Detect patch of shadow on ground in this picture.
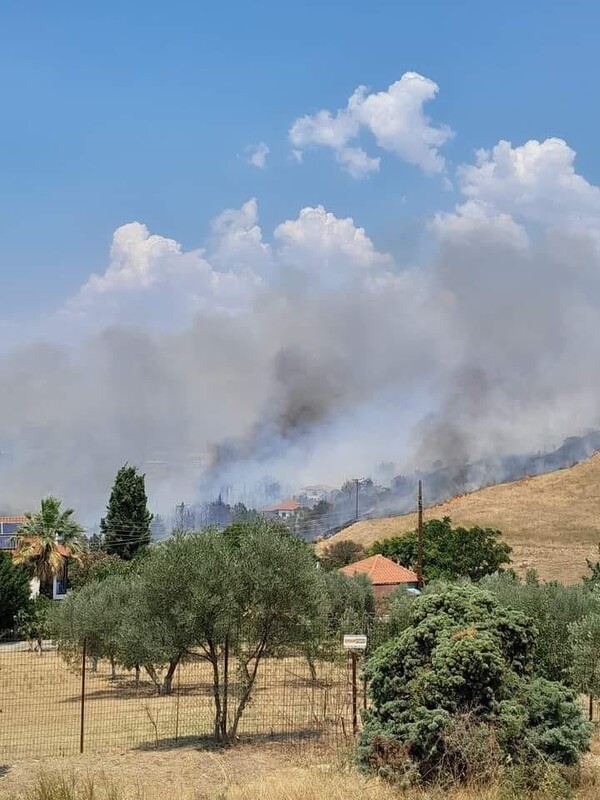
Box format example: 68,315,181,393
133,728,327,753
134,735,219,752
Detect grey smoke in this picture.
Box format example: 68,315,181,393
1,215,600,524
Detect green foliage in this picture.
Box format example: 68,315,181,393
320,571,375,627
0,550,31,632
369,516,511,582
51,576,135,671
319,540,365,570
358,584,591,788
68,548,131,589
569,612,600,706
101,464,153,560
15,496,84,588
483,571,599,683
15,596,52,646
584,544,600,586
368,587,416,651
54,519,324,742
299,571,375,679
510,678,591,766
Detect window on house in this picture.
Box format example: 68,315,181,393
54,561,69,597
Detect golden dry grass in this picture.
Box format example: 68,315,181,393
1,749,599,800
317,453,600,583
0,648,355,762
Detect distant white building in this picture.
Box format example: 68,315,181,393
299,485,335,503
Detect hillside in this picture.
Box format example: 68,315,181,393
318,452,600,583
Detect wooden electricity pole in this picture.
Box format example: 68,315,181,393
417,480,424,589
355,478,360,520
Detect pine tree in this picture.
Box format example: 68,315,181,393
101,464,153,560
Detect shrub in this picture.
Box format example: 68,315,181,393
15,596,52,649
358,584,591,790
0,550,31,632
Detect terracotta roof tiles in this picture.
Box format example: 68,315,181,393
264,500,303,512
340,554,418,585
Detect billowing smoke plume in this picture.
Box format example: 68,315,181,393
2,93,600,521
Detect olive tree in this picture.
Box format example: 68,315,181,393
50,519,325,744
220,520,323,741
51,575,135,676
482,570,600,683
570,613,600,720
301,570,375,682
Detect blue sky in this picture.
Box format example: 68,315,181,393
4,0,600,513
2,0,600,316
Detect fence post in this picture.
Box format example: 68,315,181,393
175,662,181,744
351,652,358,736
79,639,87,754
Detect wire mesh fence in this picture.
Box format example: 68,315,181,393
0,635,366,761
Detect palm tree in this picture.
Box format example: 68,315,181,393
14,497,84,594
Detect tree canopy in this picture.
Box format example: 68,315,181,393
0,551,31,632
483,570,600,684
369,517,511,582
52,518,324,743
319,539,365,570
101,464,152,560
570,613,600,720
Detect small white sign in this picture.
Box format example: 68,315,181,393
343,634,367,651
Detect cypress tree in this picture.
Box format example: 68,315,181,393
101,464,153,560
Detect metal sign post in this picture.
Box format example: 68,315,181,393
343,635,368,735
79,638,87,754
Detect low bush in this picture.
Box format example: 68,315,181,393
358,584,591,792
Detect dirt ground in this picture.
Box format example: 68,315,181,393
0,647,355,763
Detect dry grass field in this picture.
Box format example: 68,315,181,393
319,453,600,583
0,647,354,763
1,744,600,800
1,651,600,799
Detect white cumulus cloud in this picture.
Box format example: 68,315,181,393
436,138,600,242
289,72,452,178
62,206,265,326
245,141,270,169
60,200,396,327
274,205,392,274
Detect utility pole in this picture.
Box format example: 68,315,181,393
355,478,360,520
417,480,424,589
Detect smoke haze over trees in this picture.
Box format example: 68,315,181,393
2,81,600,520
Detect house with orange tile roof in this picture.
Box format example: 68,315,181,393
263,499,304,520
0,516,70,600
340,554,419,603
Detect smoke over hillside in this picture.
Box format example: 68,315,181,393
2,87,600,521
